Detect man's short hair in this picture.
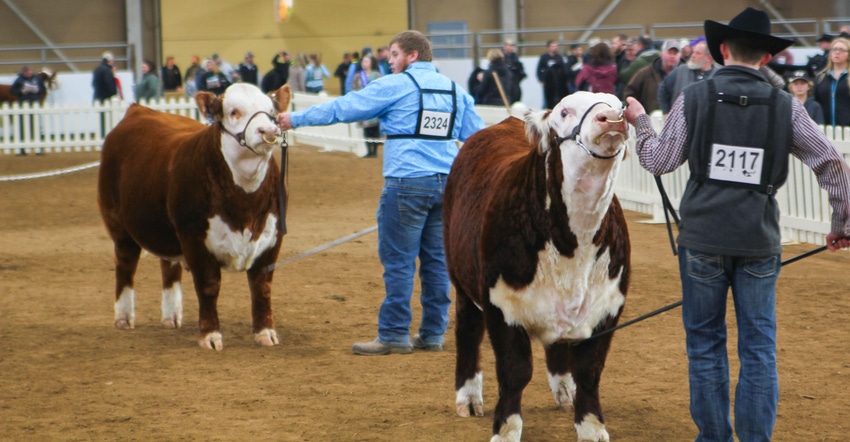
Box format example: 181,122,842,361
390,30,433,62
724,38,768,64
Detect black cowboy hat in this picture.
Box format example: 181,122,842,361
704,7,794,66
816,33,834,43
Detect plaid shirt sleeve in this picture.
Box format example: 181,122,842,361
788,99,850,235
634,94,689,175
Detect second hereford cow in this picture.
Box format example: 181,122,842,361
444,92,631,441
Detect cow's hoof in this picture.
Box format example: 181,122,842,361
114,318,134,330
456,372,484,417
199,332,223,351
490,414,522,442
456,399,484,417
576,415,608,442
161,315,182,329
254,329,279,346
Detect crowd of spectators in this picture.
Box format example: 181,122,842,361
78,23,850,131
522,24,850,128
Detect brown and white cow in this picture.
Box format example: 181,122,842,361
98,83,291,350
444,92,631,441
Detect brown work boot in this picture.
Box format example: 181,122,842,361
412,334,444,352
351,339,412,355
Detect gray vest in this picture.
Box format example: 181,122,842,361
678,65,792,256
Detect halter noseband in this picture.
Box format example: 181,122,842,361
551,101,626,160
219,111,280,155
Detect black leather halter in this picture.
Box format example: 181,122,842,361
219,111,279,155
550,101,625,160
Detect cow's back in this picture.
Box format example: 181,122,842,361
98,105,208,257
445,117,537,301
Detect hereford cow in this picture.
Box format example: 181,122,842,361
0,69,58,104
98,83,291,351
444,91,630,441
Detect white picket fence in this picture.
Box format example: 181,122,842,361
2,94,849,245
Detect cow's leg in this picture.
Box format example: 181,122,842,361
188,257,223,350
566,335,615,442
246,261,278,347
545,342,576,411
112,236,141,330
487,305,532,442
159,259,183,329
454,291,485,417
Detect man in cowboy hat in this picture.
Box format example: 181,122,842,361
624,8,850,441
806,33,834,76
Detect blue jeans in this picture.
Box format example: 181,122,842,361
679,246,781,442
375,175,451,347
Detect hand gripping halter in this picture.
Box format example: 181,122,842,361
550,101,626,160
219,111,280,155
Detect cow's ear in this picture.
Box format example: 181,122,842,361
524,109,551,154
270,84,291,113
194,91,223,121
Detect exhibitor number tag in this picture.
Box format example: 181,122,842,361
419,110,451,137
708,143,764,185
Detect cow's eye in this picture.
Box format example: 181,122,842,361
230,109,238,116
561,109,568,118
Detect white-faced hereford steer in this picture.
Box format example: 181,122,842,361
98,83,291,350
444,91,631,441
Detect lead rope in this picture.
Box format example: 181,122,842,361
278,132,288,236
655,175,681,256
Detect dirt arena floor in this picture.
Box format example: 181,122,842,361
1,145,848,441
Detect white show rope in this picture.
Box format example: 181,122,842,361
0,161,101,182
264,225,378,273
288,128,385,145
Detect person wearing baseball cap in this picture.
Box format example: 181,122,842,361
625,8,850,440
786,70,824,123
238,51,258,86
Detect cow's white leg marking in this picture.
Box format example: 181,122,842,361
490,414,522,442
199,332,223,351
114,286,135,329
575,413,609,442
548,371,576,410
254,328,279,346
161,282,183,329
455,371,484,417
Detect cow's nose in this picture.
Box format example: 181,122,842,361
259,126,280,143
596,110,624,124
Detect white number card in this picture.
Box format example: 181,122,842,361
419,110,451,137
708,143,764,185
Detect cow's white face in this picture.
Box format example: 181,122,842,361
221,83,281,155
526,91,628,160
193,83,290,193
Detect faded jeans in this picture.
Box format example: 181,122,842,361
678,246,781,442
375,175,451,347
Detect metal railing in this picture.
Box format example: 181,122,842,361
0,42,133,73
822,18,850,35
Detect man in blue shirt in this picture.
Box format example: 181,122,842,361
278,30,485,355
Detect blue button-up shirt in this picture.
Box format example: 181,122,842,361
290,62,485,178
